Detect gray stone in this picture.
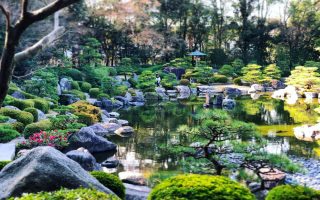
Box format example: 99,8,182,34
0,142,15,161
94,101,103,108
66,148,102,171
113,100,124,108
59,78,72,91
115,96,129,105
68,127,117,153
103,123,121,135
0,147,114,199
155,87,169,100
129,102,145,106
57,84,62,95
104,118,118,124
118,119,129,126
119,172,147,186
224,87,242,97
11,91,25,99
101,99,113,110
124,183,151,200
134,91,145,102
59,94,80,105
176,85,191,99
109,112,120,118
222,99,236,109
88,124,109,137
125,92,133,102
4,106,20,110
101,156,119,168
36,109,47,121
115,126,134,137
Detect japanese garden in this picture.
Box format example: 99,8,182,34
0,0,320,199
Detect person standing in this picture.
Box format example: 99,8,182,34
156,73,161,87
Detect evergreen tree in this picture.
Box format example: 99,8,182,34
241,64,263,84
286,66,320,91
263,64,281,83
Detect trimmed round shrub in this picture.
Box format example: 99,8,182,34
10,122,25,133
148,174,255,200
233,77,243,85
97,93,110,100
0,115,9,123
128,78,137,88
12,188,119,200
89,88,100,98
109,67,117,76
71,101,101,126
32,99,50,113
90,171,125,200
81,82,92,92
180,79,190,86
114,85,128,96
0,108,34,125
212,74,228,83
266,185,320,200
23,119,53,138
24,107,38,122
0,125,20,143
64,90,86,100
75,113,95,126
64,68,84,81
0,161,10,171
8,98,35,110
71,81,80,90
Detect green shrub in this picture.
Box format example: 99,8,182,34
180,79,190,86
50,114,78,130
0,115,9,123
71,81,80,90
23,119,53,138
64,68,84,81
81,82,92,92
11,188,119,200
161,73,178,90
53,105,73,115
148,174,255,200
32,99,50,113
7,98,35,110
90,171,125,200
266,185,320,200
71,101,101,126
10,122,25,133
233,77,243,85
89,88,100,98
137,70,156,92
0,108,34,125
97,93,110,100
0,126,20,142
0,161,10,171
128,78,137,88
109,67,117,76
24,108,38,122
219,65,235,77
114,85,128,96
75,113,95,126
212,74,228,83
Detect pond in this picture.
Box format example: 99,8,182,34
96,94,320,185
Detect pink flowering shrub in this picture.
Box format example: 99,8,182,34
18,130,70,150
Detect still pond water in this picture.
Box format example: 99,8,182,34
97,95,320,184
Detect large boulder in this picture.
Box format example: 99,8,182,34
125,183,151,200
101,98,113,110
11,91,25,99
115,96,129,105
155,87,169,100
119,171,147,186
0,147,114,199
66,147,102,171
102,123,121,135
115,126,134,137
68,127,117,153
176,85,191,99
88,124,109,137
59,78,72,91
125,92,133,102
36,109,47,121
101,156,120,168
59,94,80,105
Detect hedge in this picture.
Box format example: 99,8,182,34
266,185,320,200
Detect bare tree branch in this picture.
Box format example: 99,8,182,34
14,26,66,63
21,0,29,18
0,3,10,28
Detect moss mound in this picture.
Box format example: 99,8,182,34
24,107,38,122
10,188,119,200
23,119,53,138
0,161,10,171
0,125,20,143
0,108,34,125
266,185,320,200
148,174,255,200
90,171,125,200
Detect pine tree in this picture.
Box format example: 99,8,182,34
286,66,320,91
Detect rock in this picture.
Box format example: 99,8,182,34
167,90,177,98
144,92,158,100
125,92,133,102
251,93,261,100
119,172,147,186
36,109,47,121
16,149,31,158
101,156,119,168
101,98,113,110
103,123,121,135
5,117,17,124
118,119,129,126
59,78,72,91
305,92,317,99
104,118,118,124
59,94,80,105
11,91,25,99
68,127,117,153
211,94,224,106
115,126,134,137
4,106,20,110
0,142,15,161
102,110,110,118
113,100,124,108
0,147,114,199
259,168,286,189
176,85,191,99
133,91,145,102
87,98,97,105
163,67,186,80
57,84,62,95
248,84,264,94
197,85,223,94
109,112,120,118
294,124,320,142
222,99,236,109
155,87,169,100
224,87,242,97
66,148,102,171
94,101,103,108
129,102,145,106
248,182,261,192
88,124,109,137
271,80,285,89
124,183,151,200
115,96,129,105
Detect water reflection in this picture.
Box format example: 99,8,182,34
103,96,320,178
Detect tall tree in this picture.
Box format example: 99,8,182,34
0,0,79,107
